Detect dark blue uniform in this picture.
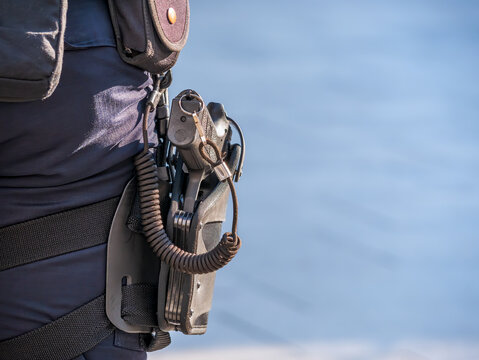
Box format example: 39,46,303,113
0,1,156,358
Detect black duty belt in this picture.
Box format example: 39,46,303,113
0,197,119,272
0,197,169,360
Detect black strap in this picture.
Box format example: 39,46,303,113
0,295,114,360
0,197,119,271
120,283,172,352
121,283,158,327
0,287,170,359
0,197,171,357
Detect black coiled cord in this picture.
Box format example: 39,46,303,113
134,104,241,275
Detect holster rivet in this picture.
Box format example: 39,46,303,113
167,8,177,24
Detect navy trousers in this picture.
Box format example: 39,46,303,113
0,46,157,359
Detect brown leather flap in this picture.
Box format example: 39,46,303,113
148,0,190,52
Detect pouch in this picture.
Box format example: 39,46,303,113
108,0,190,74
0,0,67,102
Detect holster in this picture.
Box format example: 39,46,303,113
106,93,242,338
158,145,241,334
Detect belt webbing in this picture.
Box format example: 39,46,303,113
0,196,171,357
121,283,158,327
0,197,119,271
0,295,114,360
0,292,171,359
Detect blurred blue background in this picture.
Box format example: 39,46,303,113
158,1,479,359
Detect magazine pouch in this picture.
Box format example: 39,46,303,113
108,0,189,74
0,0,67,102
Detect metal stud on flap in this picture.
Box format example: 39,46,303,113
167,8,177,24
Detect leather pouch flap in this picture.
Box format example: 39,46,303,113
148,0,189,52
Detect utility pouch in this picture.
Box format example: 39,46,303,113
0,0,67,102
108,0,190,74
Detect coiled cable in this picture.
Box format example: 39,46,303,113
134,102,241,275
